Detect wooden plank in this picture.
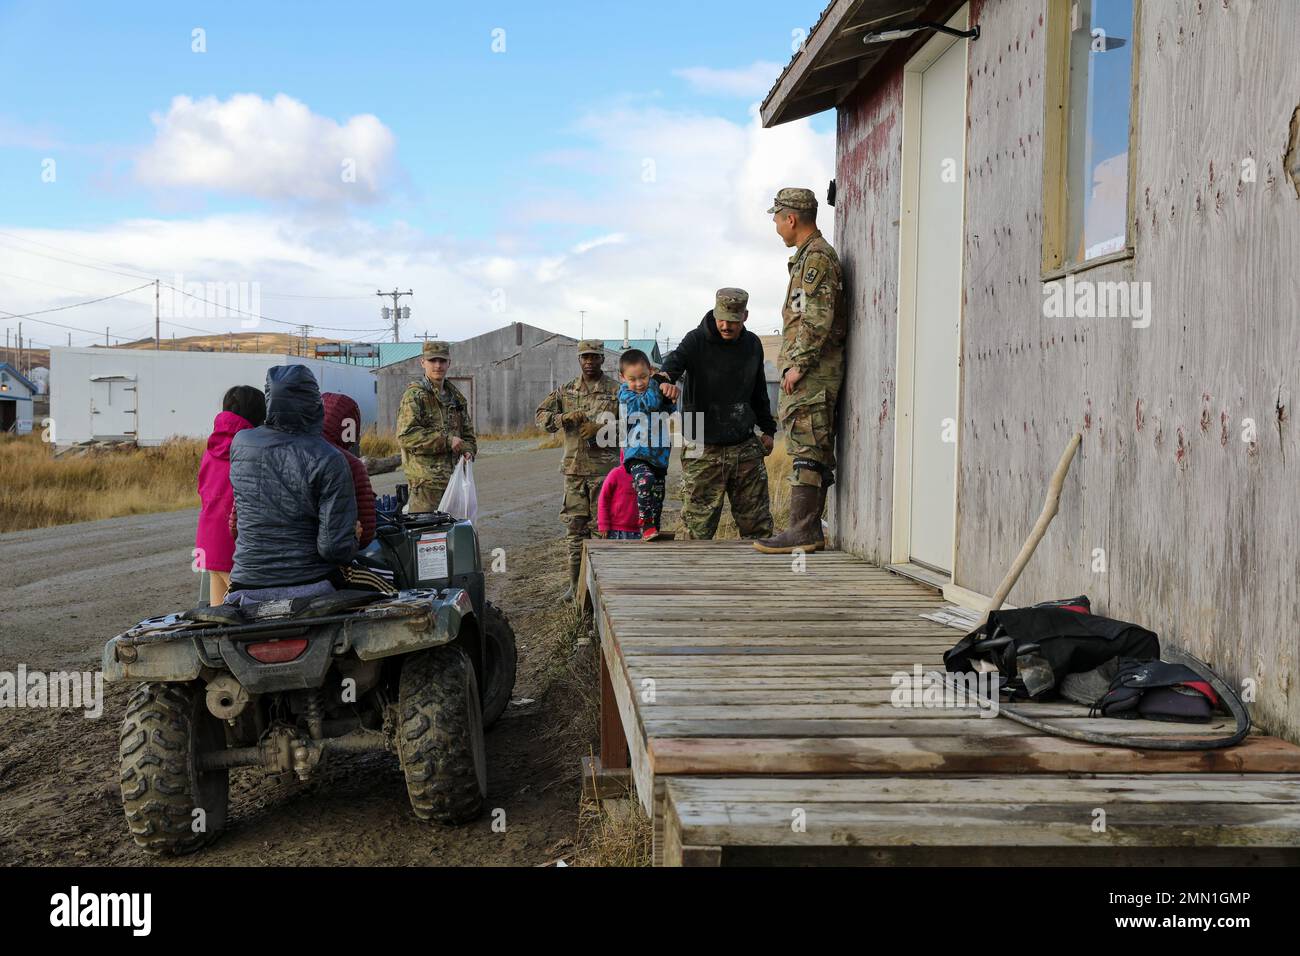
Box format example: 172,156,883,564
649,735,1300,775
673,801,1300,849
642,717,1242,738
665,774,1300,804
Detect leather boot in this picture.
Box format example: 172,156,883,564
753,484,824,554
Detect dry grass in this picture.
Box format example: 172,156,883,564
570,788,653,867
359,428,399,457
0,433,201,533
536,431,564,450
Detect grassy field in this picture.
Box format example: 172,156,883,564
0,433,203,533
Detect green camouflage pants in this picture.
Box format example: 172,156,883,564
560,474,605,570
408,471,453,512
779,385,839,486
679,437,773,539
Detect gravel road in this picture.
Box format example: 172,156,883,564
0,441,587,866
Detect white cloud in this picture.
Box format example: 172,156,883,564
135,94,396,204
673,61,784,99
4,100,834,348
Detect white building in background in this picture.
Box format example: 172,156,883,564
49,348,377,446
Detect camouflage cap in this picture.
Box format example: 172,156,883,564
576,339,606,356
714,287,750,322
767,186,818,214
421,340,450,360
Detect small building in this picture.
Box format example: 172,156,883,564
602,338,662,366
0,363,37,435
376,322,581,436
49,348,377,446
762,1,1300,740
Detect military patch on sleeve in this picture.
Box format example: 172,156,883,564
803,266,819,284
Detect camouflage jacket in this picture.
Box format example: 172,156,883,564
535,373,620,476
396,377,477,480
778,230,846,386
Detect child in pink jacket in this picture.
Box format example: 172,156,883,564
597,451,641,540
196,386,265,604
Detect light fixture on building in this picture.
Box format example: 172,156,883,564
863,20,980,44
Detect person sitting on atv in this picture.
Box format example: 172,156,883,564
225,365,359,605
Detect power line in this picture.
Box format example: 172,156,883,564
0,281,155,321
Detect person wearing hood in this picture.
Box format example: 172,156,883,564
226,365,358,602
654,287,776,540
322,391,376,548
196,386,266,605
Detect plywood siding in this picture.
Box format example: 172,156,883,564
832,69,905,562
955,0,1300,739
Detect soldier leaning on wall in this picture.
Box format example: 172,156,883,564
754,186,846,555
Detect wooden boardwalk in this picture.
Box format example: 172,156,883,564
581,540,1300,865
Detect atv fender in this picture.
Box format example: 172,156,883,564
348,588,475,661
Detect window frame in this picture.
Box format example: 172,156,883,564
1041,0,1142,279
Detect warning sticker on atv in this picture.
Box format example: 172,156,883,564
416,533,449,581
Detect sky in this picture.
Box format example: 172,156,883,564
0,0,836,352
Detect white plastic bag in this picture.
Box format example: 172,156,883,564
437,457,478,521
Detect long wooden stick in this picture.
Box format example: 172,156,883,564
978,432,1083,627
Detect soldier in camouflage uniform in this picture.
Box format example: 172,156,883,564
396,340,478,512
535,340,620,600
754,187,846,555
655,288,775,540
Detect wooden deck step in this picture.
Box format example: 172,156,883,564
662,775,1300,866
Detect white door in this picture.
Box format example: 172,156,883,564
90,377,137,438
904,25,966,572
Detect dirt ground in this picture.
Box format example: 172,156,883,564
0,440,628,866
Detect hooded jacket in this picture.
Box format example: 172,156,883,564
658,312,776,446
195,410,255,573
229,366,358,588
322,392,376,547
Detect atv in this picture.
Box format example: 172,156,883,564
103,495,517,855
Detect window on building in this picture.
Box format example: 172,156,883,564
1043,0,1137,272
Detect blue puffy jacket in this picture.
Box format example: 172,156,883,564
619,383,675,471
229,366,358,588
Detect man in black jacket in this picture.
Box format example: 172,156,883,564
227,365,358,599
655,288,775,539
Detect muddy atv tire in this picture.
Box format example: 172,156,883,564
119,681,229,855
481,600,518,728
397,646,487,824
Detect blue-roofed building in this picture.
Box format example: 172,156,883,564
316,342,426,368
603,338,662,366
0,362,40,434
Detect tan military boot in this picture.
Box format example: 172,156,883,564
562,553,581,602
753,485,824,554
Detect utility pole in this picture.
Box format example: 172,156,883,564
154,278,160,350
377,289,413,343
106,327,110,347
579,310,586,338
16,322,21,372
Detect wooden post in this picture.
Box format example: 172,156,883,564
599,646,629,770
979,432,1082,626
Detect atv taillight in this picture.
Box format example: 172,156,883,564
245,638,309,663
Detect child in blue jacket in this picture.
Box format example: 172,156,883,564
618,349,675,540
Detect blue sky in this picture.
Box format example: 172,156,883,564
0,1,835,347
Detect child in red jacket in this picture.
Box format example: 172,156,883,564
598,451,641,540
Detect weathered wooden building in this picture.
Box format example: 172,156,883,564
376,322,583,436
764,0,1300,740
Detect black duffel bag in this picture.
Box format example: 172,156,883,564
944,597,1159,700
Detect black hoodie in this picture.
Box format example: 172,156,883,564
658,312,776,446
229,365,358,588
